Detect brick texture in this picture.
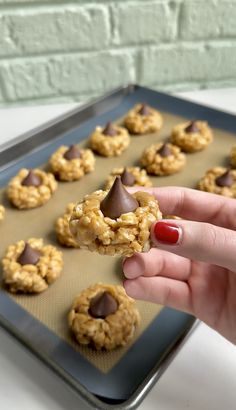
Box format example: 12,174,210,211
0,51,136,101
0,0,235,105
111,1,179,45
139,43,236,85
180,0,236,40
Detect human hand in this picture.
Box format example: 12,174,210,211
123,187,236,345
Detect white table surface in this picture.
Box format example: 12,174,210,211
0,88,236,410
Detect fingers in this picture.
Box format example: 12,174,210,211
128,186,236,230
151,220,236,272
124,276,191,313
123,248,191,281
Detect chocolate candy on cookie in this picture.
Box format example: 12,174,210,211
7,168,57,209
89,122,130,157
104,166,152,190
198,167,236,197
49,145,95,181
171,120,213,153
124,103,163,135
68,283,140,350
141,142,186,175
69,177,162,256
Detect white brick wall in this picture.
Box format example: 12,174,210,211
0,0,235,105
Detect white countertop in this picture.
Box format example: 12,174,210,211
0,88,236,410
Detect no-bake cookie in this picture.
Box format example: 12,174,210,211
124,103,163,134
104,166,152,190
171,120,213,153
89,122,130,157
0,205,5,222
7,168,58,209
2,238,63,293
197,167,236,197
141,142,186,175
49,145,95,181
68,283,140,350
55,202,79,248
69,177,162,256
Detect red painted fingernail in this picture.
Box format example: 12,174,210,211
153,221,181,245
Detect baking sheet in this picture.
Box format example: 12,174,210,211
1,85,235,408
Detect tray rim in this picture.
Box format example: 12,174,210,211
2,83,233,408
1,83,236,170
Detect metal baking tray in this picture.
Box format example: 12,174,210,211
2,84,236,409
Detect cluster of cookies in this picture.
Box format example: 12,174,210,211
2,101,229,352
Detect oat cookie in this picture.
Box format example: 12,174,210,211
171,120,213,153
197,167,236,197
124,103,163,135
230,145,236,168
90,122,130,157
7,168,58,209
49,145,95,181
104,166,152,190
2,238,63,293
68,283,140,350
0,205,5,222
69,177,162,257
55,202,79,248
141,142,186,176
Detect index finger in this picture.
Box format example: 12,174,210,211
129,186,236,230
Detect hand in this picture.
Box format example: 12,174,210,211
123,187,236,345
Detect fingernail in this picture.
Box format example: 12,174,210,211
153,221,181,245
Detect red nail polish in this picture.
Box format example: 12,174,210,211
153,221,180,245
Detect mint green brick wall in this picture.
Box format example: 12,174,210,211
0,0,235,106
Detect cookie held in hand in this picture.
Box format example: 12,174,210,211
69,177,162,256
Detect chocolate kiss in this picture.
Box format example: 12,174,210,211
89,291,118,319
17,243,41,265
157,143,172,157
215,170,234,187
103,122,117,136
120,168,135,186
138,104,150,116
63,145,80,160
100,176,139,219
21,170,41,187
185,121,199,133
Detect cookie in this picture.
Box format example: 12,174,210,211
2,238,63,293
69,176,162,256
104,166,152,190
55,202,79,248
49,145,95,181
7,168,58,209
89,122,130,157
124,103,163,134
0,205,5,222
68,283,140,351
141,142,186,175
197,167,236,197
171,120,213,152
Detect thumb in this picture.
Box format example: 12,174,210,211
151,220,236,272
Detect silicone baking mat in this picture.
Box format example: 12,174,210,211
1,84,235,409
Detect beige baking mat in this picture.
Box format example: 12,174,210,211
0,110,235,373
